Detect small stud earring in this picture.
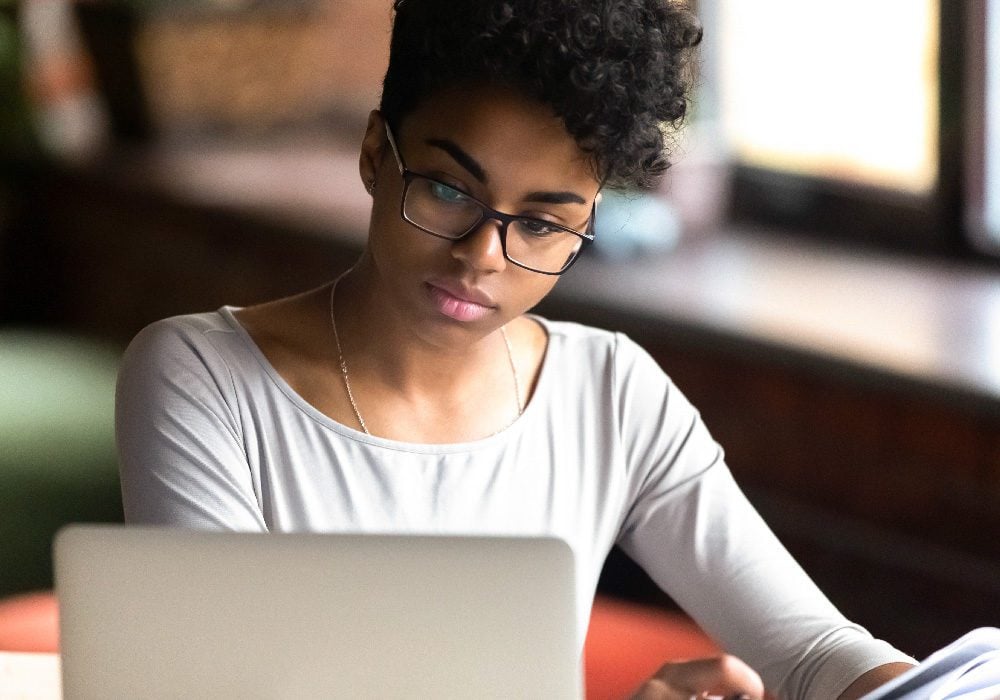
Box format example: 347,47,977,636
366,180,376,195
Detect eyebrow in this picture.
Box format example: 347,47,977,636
522,190,587,205
425,138,588,205
426,138,488,184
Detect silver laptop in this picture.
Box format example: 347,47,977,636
54,525,581,699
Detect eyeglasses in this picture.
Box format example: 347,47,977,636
383,121,595,275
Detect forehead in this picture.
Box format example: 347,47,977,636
396,86,601,195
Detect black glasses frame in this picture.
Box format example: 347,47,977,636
383,120,595,276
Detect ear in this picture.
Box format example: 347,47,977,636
359,110,387,195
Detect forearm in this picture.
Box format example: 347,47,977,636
837,662,915,700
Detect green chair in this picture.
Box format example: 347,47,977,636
0,330,122,596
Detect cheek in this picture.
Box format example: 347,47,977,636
369,185,407,244
367,208,442,273
510,272,559,309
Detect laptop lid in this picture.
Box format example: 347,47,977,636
54,525,581,699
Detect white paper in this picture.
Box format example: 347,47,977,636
859,628,1000,700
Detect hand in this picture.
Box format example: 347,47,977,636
628,655,765,700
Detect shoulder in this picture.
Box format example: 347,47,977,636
115,310,261,445
532,315,660,377
118,309,253,398
535,316,694,423
124,310,242,366
133,309,241,341
527,316,680,422
531,316,617,356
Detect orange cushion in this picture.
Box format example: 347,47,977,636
0,592,59,654
584,596,719,700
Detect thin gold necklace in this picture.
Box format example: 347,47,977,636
329,275,523,436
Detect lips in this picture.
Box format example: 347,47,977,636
425,280,497,322
427,278,496,307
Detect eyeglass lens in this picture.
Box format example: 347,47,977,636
402,176,585,273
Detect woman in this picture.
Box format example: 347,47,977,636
116,1,916,697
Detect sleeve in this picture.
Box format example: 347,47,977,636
115,318,267,531
611,335,914,700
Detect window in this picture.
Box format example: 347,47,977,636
968,0,1000,253
703,0,996,259
718,0,938,195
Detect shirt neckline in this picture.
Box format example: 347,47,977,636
216,306,555,455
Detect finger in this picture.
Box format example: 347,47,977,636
627,676,689,700
627,680,753,700
648,655,764,699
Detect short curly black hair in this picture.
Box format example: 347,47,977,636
380,0,702,190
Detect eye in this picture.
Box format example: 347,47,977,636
518,218,564,237
429,181,470,204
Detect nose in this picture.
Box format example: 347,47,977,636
450,218,507,273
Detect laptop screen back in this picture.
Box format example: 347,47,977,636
55,525,581,699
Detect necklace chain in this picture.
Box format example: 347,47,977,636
329,276,523,436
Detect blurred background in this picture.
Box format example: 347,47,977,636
0,0,998,660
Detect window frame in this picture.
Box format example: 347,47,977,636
720,1,998,261
966,0,1000,256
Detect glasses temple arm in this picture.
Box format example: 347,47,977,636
383,120,407,175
